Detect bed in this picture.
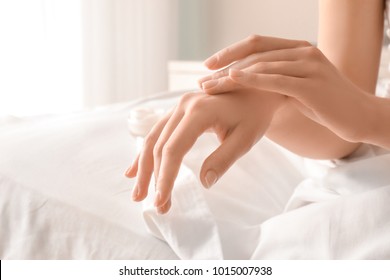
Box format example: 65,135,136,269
1,90,390,259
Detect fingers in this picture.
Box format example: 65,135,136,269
229,69,303,98
203,60,306,95
202,76,242,95
153,106,184,181
156,198,171,215
204,35,311,70
200,47,313,93
127,92,211,214
131,113,171,202
154,109,208,209
199,53,261,86
198,65,231,87
200,123,260,188
124,154,139,178
243,60,307,78
199,49,287,86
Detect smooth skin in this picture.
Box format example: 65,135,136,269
126,0,390,214
127,90,285,214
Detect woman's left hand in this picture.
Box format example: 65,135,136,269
199,35,377,143
126,89,284,214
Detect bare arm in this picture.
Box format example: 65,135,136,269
200,0,385,159
265,0,384,159
318,0,384,93
126,0,388,214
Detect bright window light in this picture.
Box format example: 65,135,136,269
0,0,83,117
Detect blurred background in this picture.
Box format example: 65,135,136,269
0,0,319,117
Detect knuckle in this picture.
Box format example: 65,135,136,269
178,91,196,107
153,141,163,158
299,40,312,47
188,97,207,113
143,133,157,149
161,144,176,159
247,34,262,45
304,46,322,59
247,34,262,52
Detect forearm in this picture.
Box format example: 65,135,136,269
201,2,384,159
266,0,384,159
266,100,360,159
318,0,384,94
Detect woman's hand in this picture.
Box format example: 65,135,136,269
125,89,285,214
199,35,377,144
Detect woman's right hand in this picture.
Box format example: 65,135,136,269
125,89,285,214
198,35,378,144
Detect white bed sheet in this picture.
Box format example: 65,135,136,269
1,91,390,259
0,94,182,259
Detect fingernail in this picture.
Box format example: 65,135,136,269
132,185,139,200
205,170,218,188
124,165,132,175
154,190,162,207
157,207,164,215
204,56,217,68
202,80,218,90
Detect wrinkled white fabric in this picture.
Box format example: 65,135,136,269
253,180,390,259
1,91,389,259
142,135,303,259
142,164,224,260
252,144,390,259
0,174,176,259
0,98,179,260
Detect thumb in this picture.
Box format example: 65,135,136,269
200,125,255,188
